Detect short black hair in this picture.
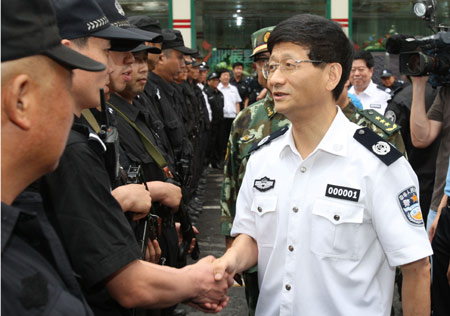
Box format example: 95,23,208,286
232,62,244,69
267,14,354,101
354,50,374,69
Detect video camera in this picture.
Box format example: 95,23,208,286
385,0,450,87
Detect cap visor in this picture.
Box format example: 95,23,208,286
131,44,162,54
93,24,155,42
110,39,142,52
44,44,105,71
174,46,197,55
127,27,163,42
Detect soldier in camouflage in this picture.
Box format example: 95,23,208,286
220,26,290,316
337,80,407,156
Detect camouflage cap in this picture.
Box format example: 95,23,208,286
250,26,275,58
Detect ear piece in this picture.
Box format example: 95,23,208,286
17,101,23,110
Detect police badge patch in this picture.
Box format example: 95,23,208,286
397,186,424,226
254,177,275,192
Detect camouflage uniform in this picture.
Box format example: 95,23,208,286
220,93,289,315
343,101,407,157
220,94,290,235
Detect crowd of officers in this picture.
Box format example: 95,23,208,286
2,0,234,315
2,0,450,315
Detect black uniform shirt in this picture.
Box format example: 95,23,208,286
40,117,140,315
204,86,224,121
147,72,189,160
230,76,249,109
2,201,93,315
109,93,167,182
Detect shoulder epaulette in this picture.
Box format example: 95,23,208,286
248,126,289,154
353,127,402,166
357,109,401,136
376,84,390,93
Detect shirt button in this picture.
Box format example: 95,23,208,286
300,166,307,173
285,284,291,291
358,129,365,135
288,245,294,252
334,214,340,221
292,207,299,213
257,206,262,213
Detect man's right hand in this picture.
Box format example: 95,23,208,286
112,184,151,221
184,256,234,312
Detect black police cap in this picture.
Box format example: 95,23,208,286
128,15,176,42
162,29,197,55
207,72,220,80
95,0,163,50
1,0,105,71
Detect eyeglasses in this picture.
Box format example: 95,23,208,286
254,58,269,69
262,58,324,79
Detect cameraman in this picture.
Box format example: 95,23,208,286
410,76,450,240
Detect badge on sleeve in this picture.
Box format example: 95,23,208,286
397,186,424,226
254,177,275,192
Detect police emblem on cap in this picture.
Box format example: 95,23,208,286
263,31,270,43
254,177,275,192
372,141,391,155
115,0,125,16
398,186,423,226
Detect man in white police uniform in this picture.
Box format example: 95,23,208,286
213,14,432,316
349,50,391,115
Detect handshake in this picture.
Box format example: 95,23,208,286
183,252,241,314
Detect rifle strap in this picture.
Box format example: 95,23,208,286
107,102,168,169
81,109,101,133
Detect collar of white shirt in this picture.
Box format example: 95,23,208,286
279,106,351,160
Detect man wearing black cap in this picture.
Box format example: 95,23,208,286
148,29,196,195
128,15,176,72
182,55,209,188
231,61,250,110
199,62,209,86
380,69,406,96
204,72,225,169
1,0,105,314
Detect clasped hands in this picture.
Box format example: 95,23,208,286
185,254,238,313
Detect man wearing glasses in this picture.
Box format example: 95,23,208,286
214,14,432,316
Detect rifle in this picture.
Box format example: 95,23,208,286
176,199,200,264
170,172,200,264
126,165,160,259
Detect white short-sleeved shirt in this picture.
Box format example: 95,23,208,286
349,80,391,114
218,83,242,118
231,108,432,316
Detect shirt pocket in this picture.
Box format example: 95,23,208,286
310,198,364,260
250,195,278,247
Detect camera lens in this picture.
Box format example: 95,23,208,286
407,53,421,74
413,2,427,17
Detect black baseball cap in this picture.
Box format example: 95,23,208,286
191,58,202,67
162,29,197,55
207,72,219,80
2,0,105,71
51,0,160,46
199,62,209,71
131,43,162,54
381,69,394,78
96,0,162,42
128,15,176,42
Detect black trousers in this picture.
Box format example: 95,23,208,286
432,204,450,316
